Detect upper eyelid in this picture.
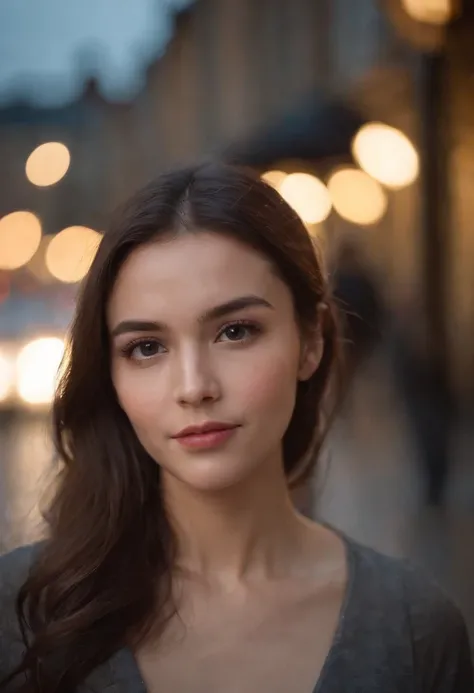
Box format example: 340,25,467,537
218,318,255,328
117,317,258,339
216,318,259,331
114,333,162,349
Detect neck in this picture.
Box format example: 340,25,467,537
162,457,308,586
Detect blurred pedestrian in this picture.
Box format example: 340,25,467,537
332,239,384,388
390,315,453,506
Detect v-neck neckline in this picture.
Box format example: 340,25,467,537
113,527,358,693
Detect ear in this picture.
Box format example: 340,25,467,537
297,305,326,382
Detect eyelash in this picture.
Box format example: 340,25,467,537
119,320,261,360
218,319,261,343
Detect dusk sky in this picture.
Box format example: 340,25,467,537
0,0,193,107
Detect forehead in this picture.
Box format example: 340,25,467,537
107,231,290,323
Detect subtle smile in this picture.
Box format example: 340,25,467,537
172,422,240,450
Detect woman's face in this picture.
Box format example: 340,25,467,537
108,231,321,492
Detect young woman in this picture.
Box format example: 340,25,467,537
0,164,472,693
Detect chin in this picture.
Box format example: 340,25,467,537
170,457,256,494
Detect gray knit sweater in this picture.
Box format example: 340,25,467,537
1,536,473,692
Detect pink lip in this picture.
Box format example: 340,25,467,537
173,422,239,450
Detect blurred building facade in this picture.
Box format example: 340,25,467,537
2,0,473,400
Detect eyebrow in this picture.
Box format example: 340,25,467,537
110,295,274,338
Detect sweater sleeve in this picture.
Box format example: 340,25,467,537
402,562,473,692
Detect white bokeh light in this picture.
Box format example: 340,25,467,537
352,123,419,190
261,170,287,190
279,173,332,224
16,337,65,405
327,168,388,225
402,0,457,25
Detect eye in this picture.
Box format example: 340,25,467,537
122,339,164,361
217,321,260,343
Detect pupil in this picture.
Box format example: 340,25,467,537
226,325,243,340
140,342,156,355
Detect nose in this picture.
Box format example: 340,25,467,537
173,345,221,408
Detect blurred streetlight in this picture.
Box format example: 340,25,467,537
279,172,332,224
0,211,42,270
352,122,419,189
327,167,388,225
26,142,71,187
45,226,102,283
26,235,55,284
401,0,459,25
16,337,65,406
261,170,287,190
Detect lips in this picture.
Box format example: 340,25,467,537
173,422,238,439
172,422,240,450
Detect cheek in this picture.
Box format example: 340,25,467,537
234,346,299,424
112,366,166,429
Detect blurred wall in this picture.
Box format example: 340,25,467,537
0,0,416,218
445,10,474,398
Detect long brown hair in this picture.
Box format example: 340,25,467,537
3,163,340,693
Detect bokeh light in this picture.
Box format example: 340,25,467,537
26,235,55,284
327,168,388,225
279,172,332,224
0,211,42,270
16,337,65,405
261,170,287,190
0,351,14,403
352,123,419,189
45,226,102,283
402,0,456,25
305,223,321,238
26,142,71,187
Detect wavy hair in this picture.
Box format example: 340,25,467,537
2,163,341,693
